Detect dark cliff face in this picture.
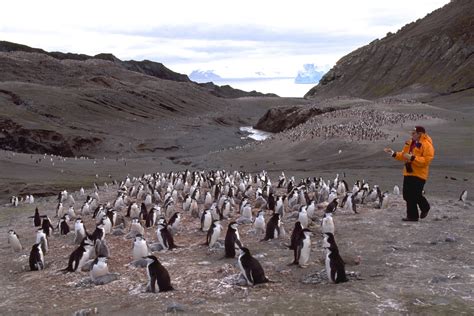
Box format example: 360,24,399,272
305,0,474,99
253,106,339,133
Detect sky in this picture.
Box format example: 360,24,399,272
0,0,450,97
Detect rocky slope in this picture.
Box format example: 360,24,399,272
305,0,474,99
0,44,278,157
253,105,341,133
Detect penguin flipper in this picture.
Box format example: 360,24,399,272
245,268,254,285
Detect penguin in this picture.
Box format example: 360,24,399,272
288,221,303,251
144,255,174,293
145,206,159,228
253,210,265,235
267,193,276,211
81,201,91,216
30,207,41,227
293,229,312,267
90,256,109,282
325,198,339,214
183,194,192,212
29,243,44,271
74,218,87,245
8,230,22,252
133,234,150,261
393,185,400,195
204,191,213,208
297,205,309,228
41,216,54,237
221,199,232,219
261,213,281,241
128,203,140,219
322,232,348,284
168,212,181,234
240,201,253,221
366,186,379,203
275,196,285,217
101,215,112,234
62,238,94,272
224,222,243,258
156,222,177,250
95,238,110,258
201,209,212,232
459,190,467,205
327,189,337,204
206,220,223,248
11,195,19,207
237,247,269,286
36,228,48,254
90,223,105,244
306,200,316,219
59,215,71,235
379,191,389,209
140,203,149,221
67,206,76,218
321,212,335,234
56,202,65,218
130,218,145,237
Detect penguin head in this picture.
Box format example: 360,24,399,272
81,237,94,247
96,256,108,264
239,247,251,256
144,255,158,264
229,222,238,230
322,232,336,249
135,234,144,241
8,229,16,236
32,243,42,252
157,217,167,225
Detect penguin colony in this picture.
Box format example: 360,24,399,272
277,108,429,143
9,169,464,296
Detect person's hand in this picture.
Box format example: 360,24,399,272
384,148,395,155
402,153,412,160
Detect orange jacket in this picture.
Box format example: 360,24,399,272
394,133,435,180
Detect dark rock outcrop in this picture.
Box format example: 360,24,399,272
198,82,278,98
0,118,102,157
254,106,338,133
305,0,474,99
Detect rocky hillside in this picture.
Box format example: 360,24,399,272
0,41,276,99
0,50,233,157
253,105,340,133
0,41,190,83
0,42,279,157
305,0,474,99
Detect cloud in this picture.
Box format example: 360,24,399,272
0,0,450,96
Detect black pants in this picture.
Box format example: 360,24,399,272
403,176,430,220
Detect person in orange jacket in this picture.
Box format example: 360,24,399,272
384,126,435,221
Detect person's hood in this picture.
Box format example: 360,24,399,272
420,133,433,146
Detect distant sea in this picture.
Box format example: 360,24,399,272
214,78,316,98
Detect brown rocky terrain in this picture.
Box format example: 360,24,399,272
305,0,474,99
